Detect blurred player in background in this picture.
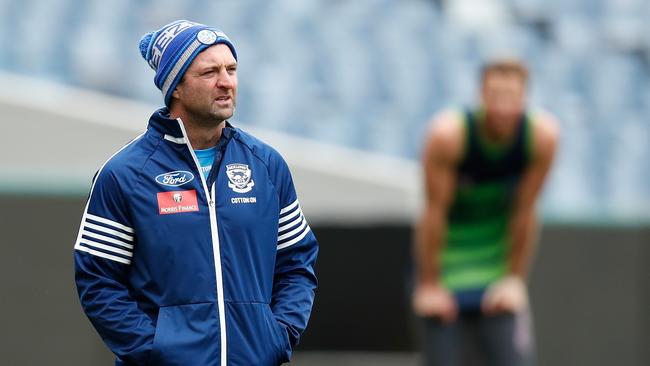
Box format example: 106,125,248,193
412,59,558,365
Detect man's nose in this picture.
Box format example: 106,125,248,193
216,70,235,88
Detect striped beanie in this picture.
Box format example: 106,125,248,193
139,20,237,107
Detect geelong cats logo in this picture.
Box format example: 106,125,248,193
226,163,255,193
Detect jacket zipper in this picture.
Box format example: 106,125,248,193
176,118,227,366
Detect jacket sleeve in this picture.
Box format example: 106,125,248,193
269,152,319,356
73,167,155,365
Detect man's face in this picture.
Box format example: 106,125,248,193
481,72,526,135
173,44,237,123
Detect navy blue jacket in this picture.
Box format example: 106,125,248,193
74,108,318,365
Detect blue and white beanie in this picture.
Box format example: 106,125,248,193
139,20,237,107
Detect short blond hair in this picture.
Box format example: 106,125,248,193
481,58,529,85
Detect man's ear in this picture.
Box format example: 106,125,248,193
172,86,181,100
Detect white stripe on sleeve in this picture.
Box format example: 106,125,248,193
279,205,301,224
83,222,134,242
279,200,299,215
279,213,303,233
76,246,131,265
85,213,134,233
277,226,311,250
277,217,307,241
78,239,133,258
81,230,134,250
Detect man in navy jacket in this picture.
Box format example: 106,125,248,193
74,20,318,366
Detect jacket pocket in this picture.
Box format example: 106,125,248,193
226,302,291,366
149,302,221,366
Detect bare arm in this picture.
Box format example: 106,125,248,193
414,125,458,283
508,113,559,277
412,112,463,320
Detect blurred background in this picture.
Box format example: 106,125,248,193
0,0,648,365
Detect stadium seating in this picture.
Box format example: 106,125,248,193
1,0,648,220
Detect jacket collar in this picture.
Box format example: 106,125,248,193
148,107,237,143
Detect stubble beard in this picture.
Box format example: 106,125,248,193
188,99,235,128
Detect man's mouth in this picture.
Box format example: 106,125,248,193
215,95,231,102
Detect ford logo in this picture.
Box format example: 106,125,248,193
155,171,195,187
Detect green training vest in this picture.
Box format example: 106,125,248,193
442,109,533,291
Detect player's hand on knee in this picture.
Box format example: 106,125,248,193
482,275,528,315
412,281,458,323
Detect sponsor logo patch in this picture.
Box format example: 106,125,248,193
155,170,195,187
157,190,199,215
226,163,255,193
231,196,257,204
